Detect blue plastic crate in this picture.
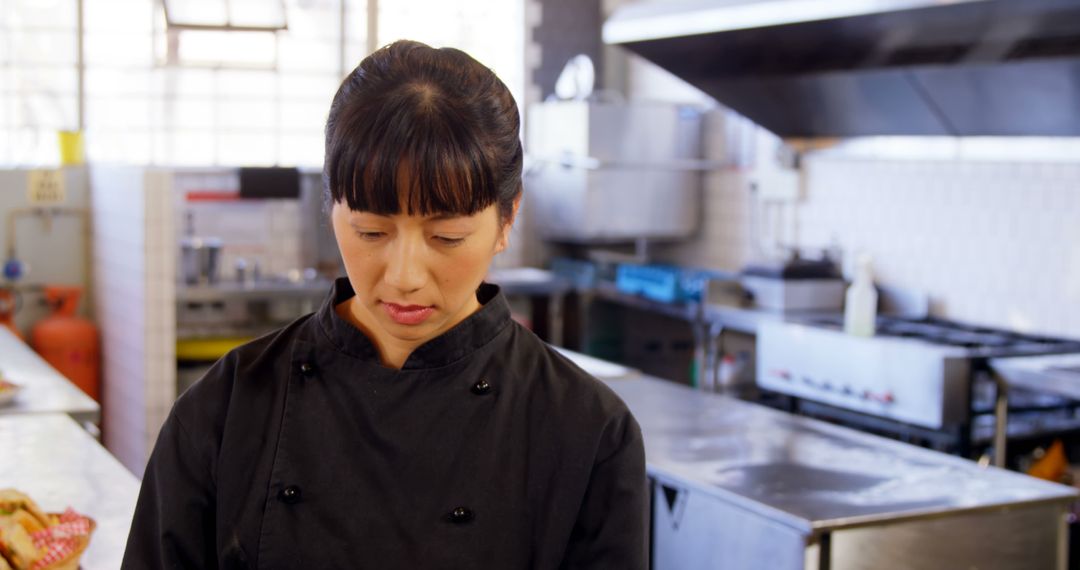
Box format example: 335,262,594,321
616,264,711,304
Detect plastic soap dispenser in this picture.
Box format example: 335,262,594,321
844,255,877,337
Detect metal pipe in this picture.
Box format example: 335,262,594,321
367,0,379,54
991,369,1010,469
339,0,347,79
163,22,287,32
5,207,88,270
76,0,85,131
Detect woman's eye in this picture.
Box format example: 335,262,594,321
433,236,465,246
355,231,385,241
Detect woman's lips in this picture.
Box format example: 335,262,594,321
382,302,435,325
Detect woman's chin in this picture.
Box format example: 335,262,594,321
380,317,439,341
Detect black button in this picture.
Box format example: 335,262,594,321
279,485,302,504
299,362,315,376
470,379,491,395
448,506,473,524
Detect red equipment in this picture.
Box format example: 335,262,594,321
30,286,100,402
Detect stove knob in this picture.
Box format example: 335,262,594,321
771,369,792,381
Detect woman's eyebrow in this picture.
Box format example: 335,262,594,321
426,213,467,221
347,218,383,228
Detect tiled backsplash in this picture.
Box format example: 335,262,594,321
654,117,1080,338
796,157,1080,337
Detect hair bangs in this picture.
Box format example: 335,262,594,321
328,88,498,218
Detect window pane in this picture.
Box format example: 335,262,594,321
10,0,77,29
229,0,285,29
280,100,326,130
11,30,78,65
278,132,323,167
9,67,77,94
378,0,525,107
217,98,275,129
84,32,154,66
152,67,216,98
86,96,152,129
277,35,337,73
216,69,276,98
2,0,522,169
176,29,277,67
278,72,338,100
86,68,152,97
218,131,276,165
154,129,216,165
165,0,226,27
157,98,215,129
84,0,153,32
85,129,153,162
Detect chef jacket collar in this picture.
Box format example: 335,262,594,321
315,276,512,370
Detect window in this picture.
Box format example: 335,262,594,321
0,0,525,167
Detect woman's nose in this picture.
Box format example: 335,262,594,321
383,236,428,293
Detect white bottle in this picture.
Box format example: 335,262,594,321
844,255,877,337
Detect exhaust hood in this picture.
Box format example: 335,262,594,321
603,0,1080,137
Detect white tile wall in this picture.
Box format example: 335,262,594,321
90,165,176,477
644,108,1080,339
792,157,1080,337
172,171,304,282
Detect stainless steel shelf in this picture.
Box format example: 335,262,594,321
176,279,332,303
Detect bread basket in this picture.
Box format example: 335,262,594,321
29,513,96,570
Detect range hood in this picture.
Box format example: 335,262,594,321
604,0,1080,137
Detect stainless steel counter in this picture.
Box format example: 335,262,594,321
553,345,641,381
487,267,573,346
605,375,1078,569
487,267,573,297
0,327,100,424
0,414,139,570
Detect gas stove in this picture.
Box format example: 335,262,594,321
757,315,1080,432
810,315,1080,356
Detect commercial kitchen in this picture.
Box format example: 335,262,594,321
3,0,1080,568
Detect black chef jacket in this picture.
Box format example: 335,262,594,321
123,278,648,569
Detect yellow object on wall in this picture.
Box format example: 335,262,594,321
57,130,85,166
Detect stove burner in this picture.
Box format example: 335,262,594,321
800,315,1080,355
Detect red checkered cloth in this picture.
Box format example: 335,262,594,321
29,508,91,570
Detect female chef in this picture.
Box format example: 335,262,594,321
122,40,648,569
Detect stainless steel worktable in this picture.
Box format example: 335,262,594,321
0,414,139,570
0,327,100,424
606,375,1079,569
488,267,573,346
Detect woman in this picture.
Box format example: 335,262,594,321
123,40,648,569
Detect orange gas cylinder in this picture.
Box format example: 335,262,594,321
30,286,100,402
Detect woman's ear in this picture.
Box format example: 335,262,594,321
495,196,522,254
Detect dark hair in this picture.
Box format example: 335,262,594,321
323,40,523,225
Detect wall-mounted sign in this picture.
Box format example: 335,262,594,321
27,170,66,205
